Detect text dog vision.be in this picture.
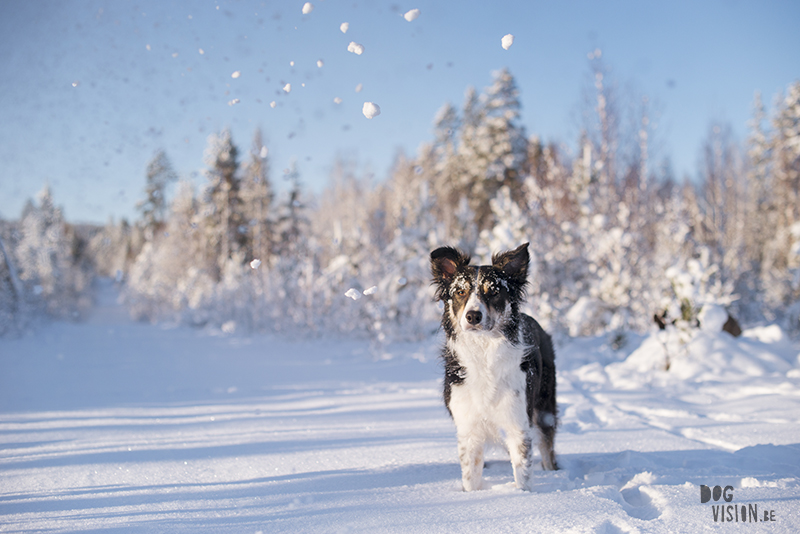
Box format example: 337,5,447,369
700,485,777,523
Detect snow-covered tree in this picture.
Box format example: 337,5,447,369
137,149,177,241
457,69,528,229
240,129,274,267
13,186,91,319
199,129,245,281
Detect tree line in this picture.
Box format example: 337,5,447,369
1,64,798,343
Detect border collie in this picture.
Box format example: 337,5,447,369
430,242,557,491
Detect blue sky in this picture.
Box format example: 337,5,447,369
1,0,798,224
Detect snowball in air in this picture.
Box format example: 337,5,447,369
317,59,324,68
347,42,365,55
403,9,420,22
270,101,276,108
362,102,381,119
501,34,514,50
333,97,342,104
345,288,362,301
363,286,378,295
228,98,240,106
283,83,292,93
231,70,241,79
250,259,262,269
302,2,313,15
259,146,268,158
340,22,349,33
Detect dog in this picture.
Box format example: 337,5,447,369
430,242,557,491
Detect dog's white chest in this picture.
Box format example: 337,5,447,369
447,334,527,427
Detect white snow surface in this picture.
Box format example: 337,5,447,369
1,279,799,532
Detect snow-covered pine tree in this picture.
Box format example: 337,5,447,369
200,129,245,281
457,69,528,229
137,149,177,241
240,129,274,268
762,82,800,331
13,186,91,319
272,162,316,329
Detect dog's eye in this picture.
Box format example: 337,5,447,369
455,288,467,297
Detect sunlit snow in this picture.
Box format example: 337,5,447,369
283,83,292,93
345,288,362,300
302,2,314,15
270,101,276,108
317,59,324,68
363,286,378,295
362,102,381,119
501,34,514,50
231,70,241,79
347,42,365,55
249,259,262,269
404,9,421,22
340,22,349,33
227,98,240,106
333,97,342,104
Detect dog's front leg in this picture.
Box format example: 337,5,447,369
457,432,485,491
506,429,533,491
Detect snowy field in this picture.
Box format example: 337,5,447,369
2,281,800,533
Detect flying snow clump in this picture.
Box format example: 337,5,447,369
317,59,324,68
363,286,378,295
345,288,362,301
501,34,514,50
355,83,363,92
270,101,277,108
231,70,241,79
333,97,342,104
250,259,262,269
347,42,365,55
403,9,420,21
228,99,240,106
302,2,314,15
259,146,268,158
283,83,292,93
362,102,381,119
340,22,349,33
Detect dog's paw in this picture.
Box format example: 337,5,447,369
461,478,484,491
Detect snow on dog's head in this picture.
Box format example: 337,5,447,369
430,243,529,338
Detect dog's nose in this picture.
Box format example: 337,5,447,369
465,310,482,325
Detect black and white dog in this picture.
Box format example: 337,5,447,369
430,243,557,491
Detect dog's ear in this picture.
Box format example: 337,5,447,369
492,243,529,285
430,246,469,282
431,246,470,301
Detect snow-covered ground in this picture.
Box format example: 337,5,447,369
2,280,800,533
